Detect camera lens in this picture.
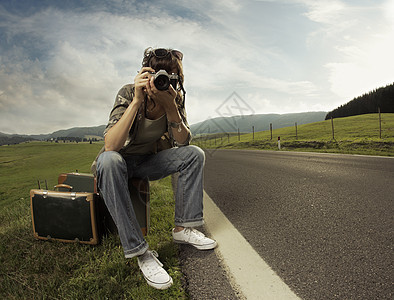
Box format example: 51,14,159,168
152,70,170,91
154,74,170,90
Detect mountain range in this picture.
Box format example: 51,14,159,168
0,111,326,145
190,111,327,135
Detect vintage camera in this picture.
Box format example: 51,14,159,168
151,70,178,91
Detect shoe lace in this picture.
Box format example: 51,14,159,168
185,228,205,239
140,250,163,268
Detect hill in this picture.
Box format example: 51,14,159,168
190,111,327,135
0,132,36,146
49,125,106,139
325,82,394,119
0,125,106,146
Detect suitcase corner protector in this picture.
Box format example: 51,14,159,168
30,189,36,198
89,237,99,245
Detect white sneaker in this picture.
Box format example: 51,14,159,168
172,228,217,250
137,250,173,290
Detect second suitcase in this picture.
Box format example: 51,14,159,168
58,172,150,236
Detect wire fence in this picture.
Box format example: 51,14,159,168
192,112,394,150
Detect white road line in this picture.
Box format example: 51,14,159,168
203,190,301,300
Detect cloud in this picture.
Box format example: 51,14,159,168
1,0,259,133
0,0,393,134
301,0,346,24
325,31,394,100
0,9,126,133
0,0,320,133
0,3,208,134
297,0,394,100
0,2,264,133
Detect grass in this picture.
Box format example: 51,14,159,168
194,113,394,156
0,141,187,299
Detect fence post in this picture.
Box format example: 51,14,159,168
331,117,335,140
295,122,298,140
270,123,273,140
378,107,382,139
252,126,255,140
238,128,240,141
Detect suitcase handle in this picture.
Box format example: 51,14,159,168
54,184,73,191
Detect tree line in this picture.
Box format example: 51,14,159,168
51,137,101,143
325,82,394,120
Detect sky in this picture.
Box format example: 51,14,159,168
0,0,393,135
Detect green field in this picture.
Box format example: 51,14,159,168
193,113,394,156
0,142,187,299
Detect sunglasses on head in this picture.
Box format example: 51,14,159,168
144,48,183,62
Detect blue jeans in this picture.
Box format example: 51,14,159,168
96,145,205,258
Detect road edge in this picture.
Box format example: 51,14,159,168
203,190,301,300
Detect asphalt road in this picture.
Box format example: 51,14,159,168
203,149,393,300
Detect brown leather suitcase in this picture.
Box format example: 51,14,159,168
58,172,97,193
30,189,100,245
